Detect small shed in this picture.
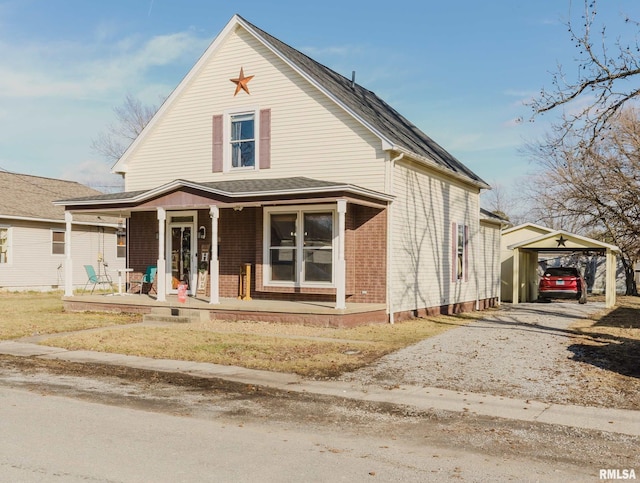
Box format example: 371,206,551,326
501,224,620,308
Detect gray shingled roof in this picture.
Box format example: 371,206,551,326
480,207,509,224
240,16,487,187
0,171,117,224
57,177,392,205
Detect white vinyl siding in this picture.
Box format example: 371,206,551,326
121,28,386,193
0,220,125,291
389,160,480,314
478,220,501,301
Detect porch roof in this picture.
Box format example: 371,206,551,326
54,177,394,214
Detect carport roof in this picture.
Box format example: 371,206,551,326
507,229,620,253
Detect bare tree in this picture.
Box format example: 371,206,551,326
481,181,530,227
91,94,158,164
529,0,640,142
525,108,640,294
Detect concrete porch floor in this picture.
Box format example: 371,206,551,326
62,293,388,327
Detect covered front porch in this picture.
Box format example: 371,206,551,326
62,293,387,327
56,177,393,325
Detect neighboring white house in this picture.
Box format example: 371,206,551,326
0,172,125,291
57,15,502,321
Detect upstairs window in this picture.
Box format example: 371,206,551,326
212,109,271,172
230,113,255,168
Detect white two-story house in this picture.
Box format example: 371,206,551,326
57,15,502,323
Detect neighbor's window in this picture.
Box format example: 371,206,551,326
52,230,65,255
230,113,255,168
0,227,9,264
266,208,334,285
116,231,126,258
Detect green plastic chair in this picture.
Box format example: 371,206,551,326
83,265,114,294
130,266,157,294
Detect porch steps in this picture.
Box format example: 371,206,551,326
142,307,207,324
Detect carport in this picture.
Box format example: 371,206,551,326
501,224,620,308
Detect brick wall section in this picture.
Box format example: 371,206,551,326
129,211,158,275
129,205,387,304
348,205,386,304
218,207,257,298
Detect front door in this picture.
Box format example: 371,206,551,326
167,211,197,294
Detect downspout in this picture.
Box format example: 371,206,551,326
475,211,481,311
386,152,404,324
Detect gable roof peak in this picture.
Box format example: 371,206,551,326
113,15,488,188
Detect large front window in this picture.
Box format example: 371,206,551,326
266,208,334,285
230,113,255,168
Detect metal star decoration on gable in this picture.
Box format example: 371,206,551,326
230,67,254,96
556,235,568,247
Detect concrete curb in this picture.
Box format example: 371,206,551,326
0,340,637,437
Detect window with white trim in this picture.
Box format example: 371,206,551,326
265,207,335,286
212,109,271,173
452,222,468,282
116,230,126,258
52,230,65,255
0,226,9,264
230,112,255,168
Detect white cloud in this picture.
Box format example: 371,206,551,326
0,30,207,101
59,159,123,192
0,25,210,181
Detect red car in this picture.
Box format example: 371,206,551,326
538,266,587,304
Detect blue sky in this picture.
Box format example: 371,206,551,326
0,0,638,194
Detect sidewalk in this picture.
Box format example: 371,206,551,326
1,339,638,437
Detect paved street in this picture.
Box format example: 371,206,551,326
0,383,598,482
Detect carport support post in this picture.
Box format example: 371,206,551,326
64,211,73,296
156,208,167,302
605,248,616,308
209,205,219,305
511,247,520,305
335,199,347,310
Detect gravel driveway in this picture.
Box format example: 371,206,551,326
340,302,607,406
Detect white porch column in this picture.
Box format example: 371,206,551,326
209,205,220,304
156,208,167,302
605,248,616,308
64,211,73,296
335,199,347,310
511,247,520,305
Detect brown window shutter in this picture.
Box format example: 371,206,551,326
212,114,223,172
259,108,271,169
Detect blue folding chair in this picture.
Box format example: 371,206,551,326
83,265,114,294
129,266,157,294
